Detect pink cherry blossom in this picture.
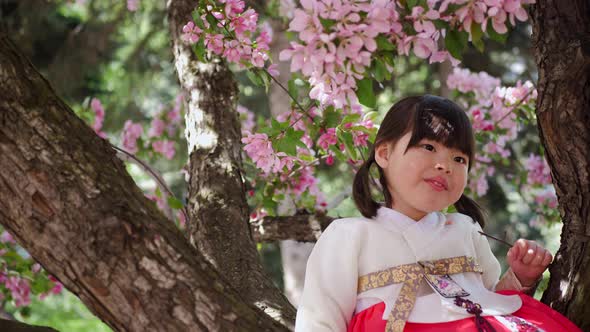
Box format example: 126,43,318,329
122,120,143,154
534,190,558,209
317,128,338,150
0,231,14,244
148,118,166,137
152,140,176,160
220,0,245,18
267,64,280,78
525,154,552,185
204,34,225,54
5,276,31,307
182,21,202,44
168,93,184,124
90,98,107,138
127,0,139,11
237,105,256,135
242,133,282,174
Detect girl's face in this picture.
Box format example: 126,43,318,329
375,131,469,221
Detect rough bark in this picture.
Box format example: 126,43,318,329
0,33,288,332
167,0,296,326
531,1,590,329
251,214,334,243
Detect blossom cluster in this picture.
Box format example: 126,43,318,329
447,67,557,226
90,98,107,138
239,106,333,214
0,230,63,308
121,94,184,160
279,0,535,110
181,0,277,75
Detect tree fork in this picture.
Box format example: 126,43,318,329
0,33,288,332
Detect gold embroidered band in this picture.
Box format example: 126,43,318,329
357,256,482,332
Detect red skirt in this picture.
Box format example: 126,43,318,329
348,291,581,332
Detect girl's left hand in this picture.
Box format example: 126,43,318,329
507,239,552,287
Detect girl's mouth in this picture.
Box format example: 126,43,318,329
425,177,448,191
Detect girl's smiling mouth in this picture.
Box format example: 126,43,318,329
425,176,448,191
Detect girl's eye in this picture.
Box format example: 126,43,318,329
422,144,435,151
454,156,467,164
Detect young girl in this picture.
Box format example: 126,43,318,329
294,95,581,332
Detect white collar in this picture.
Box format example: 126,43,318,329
372,206,442,234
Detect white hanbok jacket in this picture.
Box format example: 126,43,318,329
295,206,524,332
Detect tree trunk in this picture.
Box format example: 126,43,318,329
531,1,590,329
166,0,295,326
0,33,288,332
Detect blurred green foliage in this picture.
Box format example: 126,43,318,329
6,291,112,332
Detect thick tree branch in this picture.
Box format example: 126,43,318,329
251,214,335,243
0,33,288,331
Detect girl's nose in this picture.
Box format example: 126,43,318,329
435,162,451,173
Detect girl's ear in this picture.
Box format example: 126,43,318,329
375,143,390,169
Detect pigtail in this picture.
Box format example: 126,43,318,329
353,152,381,219
454,194,486,228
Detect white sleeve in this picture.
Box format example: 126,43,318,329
295,220,359,332
470,221,502,291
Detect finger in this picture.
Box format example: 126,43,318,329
511,242,522,260
542,250,553,267
522,242,538,265
507,247,516,266
515,239,528,261
531,249,546,266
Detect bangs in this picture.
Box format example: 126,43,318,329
406,95,475,164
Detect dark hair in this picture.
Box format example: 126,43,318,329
352,95,486,227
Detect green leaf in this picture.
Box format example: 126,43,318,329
342,113,361,124
406,0,418,10
356,78,376,108
470,22,484,52
329,145,347,161
271,118,281,130
433,20,449,30
205,12,217,28
167,196,184,210
262,196,278,211
319,17,336,31
447,205,458,213
339,131,359,160
246,70,264,87
288,79,298,99
193,38,206,62
286,127,304,141
363,111,379,122
323,108,341,128
272,131,298,155
31,276,51,294
381,52,395,67
376,35,395,51
192,11,205,30
444,30,468,60
351,125,375,134
260,70,271,93
373,59,389,82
